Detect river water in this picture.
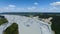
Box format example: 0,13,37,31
0,15,53,34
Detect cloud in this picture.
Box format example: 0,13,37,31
8,5,16,8
0,5,16,12
38,1,60,13
50,2,60,10
0,2,60,13
34,2,38,5
0,4,40,13
38,2,60,13
50,2,60,6
27,6,37,10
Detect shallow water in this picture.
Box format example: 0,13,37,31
0,15,53,34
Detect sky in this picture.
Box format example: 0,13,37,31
0,0,60,13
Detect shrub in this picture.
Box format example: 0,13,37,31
0,18,8,25
3,23,18,34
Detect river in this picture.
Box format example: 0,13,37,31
0,15,53,34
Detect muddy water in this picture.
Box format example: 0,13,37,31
0,15,53,34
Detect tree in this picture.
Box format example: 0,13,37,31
3,23,18,34
0,18,8,25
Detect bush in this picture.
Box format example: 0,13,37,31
3,23,18,34
0,18,8,25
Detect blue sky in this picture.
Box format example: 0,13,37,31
0,0,60,13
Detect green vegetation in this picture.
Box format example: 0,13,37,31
27,14,60,34
38,14,60,34
0,18,8,25
0,13,60,34
3,23,18,34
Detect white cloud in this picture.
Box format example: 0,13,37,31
0,4,40,13
0,5,17,12
50,2,60,6
8,5,16,8
38,2,60,13
0,2,60,13
27,6,37,10
34,2,38,5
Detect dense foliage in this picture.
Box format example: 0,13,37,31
0,18,8,25
3,23,18,34
38,14,60,34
